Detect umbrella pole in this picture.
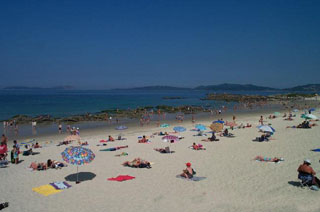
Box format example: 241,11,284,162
76,166,80,184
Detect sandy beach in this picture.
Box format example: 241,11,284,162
1,109,320,212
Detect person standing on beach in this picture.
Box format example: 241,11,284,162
259,116,264,125
58,123,62,134
1,134,8,146
233,115,236,123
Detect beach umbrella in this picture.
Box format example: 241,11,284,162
195,124,206,131
173,126,186,132
162,135,179,143
160,123,170,128
302,114,318,120
210,123,223,132
257,125,275,133
309,108,316,112
213,120,224,124
115,125,128,130
61,146,95,184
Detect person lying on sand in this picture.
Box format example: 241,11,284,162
191,143,206,150
180,162,196,179
115,152,128,157
122,158,151,168
29,162,48,171
57,140,72,146
254,156,284,163
154,147,174,153
78,141,88,146
47,159,67,169
100,145,128,151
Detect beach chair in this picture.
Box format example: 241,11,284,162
298,173,313,188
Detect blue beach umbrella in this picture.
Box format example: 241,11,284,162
195,124,206,131
213,120,224,124
173,126,186,132
309,108,316,112
257,125,275,133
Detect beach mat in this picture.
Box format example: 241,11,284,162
176,175,206,181
108,175,135,182
32,184,62,196
50,182,71,190
311,149,320,152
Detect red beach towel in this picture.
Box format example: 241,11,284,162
108,175,135,182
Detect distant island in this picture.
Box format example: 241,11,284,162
2,83,320,92
112,83,320,92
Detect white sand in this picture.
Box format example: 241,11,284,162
1,111,320,212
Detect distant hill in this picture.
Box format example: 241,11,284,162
194,83,277,91
112,86,191,91
3,86,74,90
285,84,320,92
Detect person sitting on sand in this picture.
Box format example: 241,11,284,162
0,142,8,159
192,142,206,150
32,142,41,148
108,135,115,142
29,162,48,171
78,141,88,146
122,158,151,168
22,145,33,156
246,123,252,128
254,156,284,163
138,135,149,143
47,159,67,169
180,162,196,179
298,159,320,187
201,132,219,142
221,129,234,137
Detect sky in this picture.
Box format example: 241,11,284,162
0,0,319,89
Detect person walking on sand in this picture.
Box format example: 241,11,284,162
259,116,264,125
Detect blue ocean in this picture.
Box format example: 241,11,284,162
0,89,291,121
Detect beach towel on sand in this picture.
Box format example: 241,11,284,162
108,175,135,182
311,149,320,152
32,184,62,196
176,175,206,181
50,182,71,190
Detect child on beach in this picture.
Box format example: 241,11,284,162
180,163,196,179
11,146,19,164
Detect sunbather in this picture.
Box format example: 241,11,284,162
254,156,283,163
108,135,115,142
100,145,128,151
180,162,196,179
29,162,48,171
138,135,149,143
47,159,67,169
220,129,234,137
254,134,269,142
122,158,151,168
191,143,206,150
154,147,174,153
115,152,128,157
57,140,72,146
201,132,219,142
22,145,33,156
32,142,41,148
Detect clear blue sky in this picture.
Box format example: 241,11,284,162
0,0,319,89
